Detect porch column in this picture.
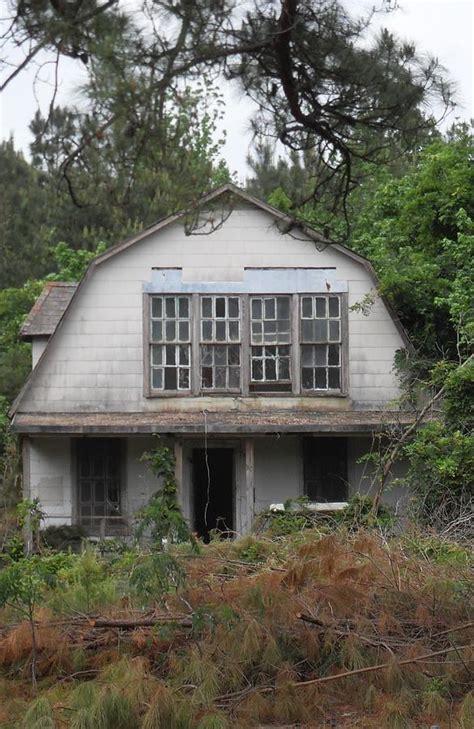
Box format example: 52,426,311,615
174,437,190,524
242,438,255,534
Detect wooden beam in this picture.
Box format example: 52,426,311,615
243,438,255,534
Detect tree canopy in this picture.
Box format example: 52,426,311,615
2,1,454,215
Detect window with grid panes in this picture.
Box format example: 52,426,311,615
150,296,191,391
300,295,341,390
250,296,291,392
200,296,241,390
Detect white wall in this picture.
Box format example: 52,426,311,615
254,437,302,512
18,204,405,415
27,437,72,526
348,436,409,516
125,437,162,517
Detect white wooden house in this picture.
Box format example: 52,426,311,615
11,185,411,538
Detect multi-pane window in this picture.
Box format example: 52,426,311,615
150,296,191,391
147,292,344,395
250,296,291,391
200,296,241,390
300,295,341,390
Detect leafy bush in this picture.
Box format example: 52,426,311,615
136,442,195,549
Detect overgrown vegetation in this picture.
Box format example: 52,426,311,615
0,525,472,726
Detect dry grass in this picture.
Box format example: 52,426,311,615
0,529,472,727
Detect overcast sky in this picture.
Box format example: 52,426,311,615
1,0,472,180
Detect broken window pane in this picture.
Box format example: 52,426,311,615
302,368,314,390
328,344,340,366
314,368,327,388
328,368,340,389
164,368,177,390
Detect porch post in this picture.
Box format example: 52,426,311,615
174,437,192,526
243,438,255,534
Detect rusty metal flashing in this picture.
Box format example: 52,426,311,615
11,410,423,435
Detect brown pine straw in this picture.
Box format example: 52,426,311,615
215,643,473,703
292,643,474,687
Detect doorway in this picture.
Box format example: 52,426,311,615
192,448,234,541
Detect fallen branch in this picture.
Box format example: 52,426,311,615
296,612,394,654
294,644,473,687
89,616,192,629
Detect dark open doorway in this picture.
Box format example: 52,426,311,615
192,448,234,541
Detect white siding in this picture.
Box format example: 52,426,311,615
254,437,302,512
19,205,405,413
27,437,72,526
348,436,409,515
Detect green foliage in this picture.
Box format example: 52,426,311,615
0,139,54,289
20,697,55,729
334,494,396,532
351,126,474,360
403,533,472,567
403,421,473,529
47,241,107,282
0,552,71,618
129,552,186,604
136,441,195,549
50,546,117,613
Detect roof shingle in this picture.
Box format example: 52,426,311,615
20,282,77,340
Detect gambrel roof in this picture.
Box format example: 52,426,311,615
11,183,411,418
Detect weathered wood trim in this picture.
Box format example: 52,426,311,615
174,437,184,511
341,292,350,396
143,294,151,398
241,294,250,396
291,293,301,394
22,436,31,501
243,439,255,534
191,294,200,395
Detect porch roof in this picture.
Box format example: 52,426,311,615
12,410,421,435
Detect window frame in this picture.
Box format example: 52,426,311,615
199,294,243,394
299,293,347,396
144,291,348,397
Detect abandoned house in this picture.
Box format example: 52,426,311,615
11,184,412,538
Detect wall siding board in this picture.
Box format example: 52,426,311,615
18,205,405,413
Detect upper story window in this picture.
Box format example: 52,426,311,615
201,296,241,391
147,293,345,396
250,296,291,392
150,296,191,391
301,295,341,391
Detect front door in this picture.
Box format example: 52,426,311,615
192,448,234,541
76,439,122,534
